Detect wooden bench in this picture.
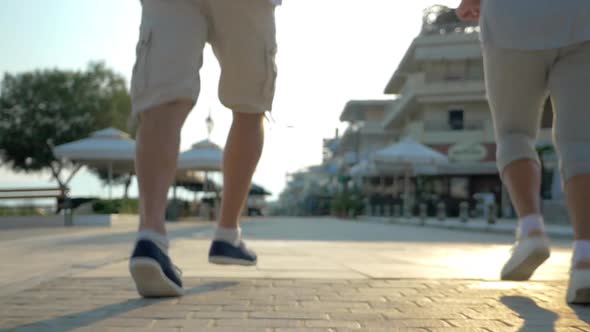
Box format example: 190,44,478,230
0,187,73,226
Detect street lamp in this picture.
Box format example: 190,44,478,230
205,112,214,139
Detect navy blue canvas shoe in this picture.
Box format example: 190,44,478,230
129,239,184,298
208,240,258,266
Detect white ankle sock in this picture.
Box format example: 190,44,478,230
573,240,590,264
137,229,169,254
518,214,545,237
214,227,241,246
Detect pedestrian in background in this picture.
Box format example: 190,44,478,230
458,0,590,303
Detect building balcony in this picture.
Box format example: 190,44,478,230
384,75,486,130
423,129,492,144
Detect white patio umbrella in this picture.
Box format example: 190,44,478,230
373,138,449,216
178,139,223,172
178,138,223,197
349,159,378,178
53,128,136,199
177,138,223,220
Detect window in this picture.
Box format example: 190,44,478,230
449,109,464,130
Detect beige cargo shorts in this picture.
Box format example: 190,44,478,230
130,0,278,119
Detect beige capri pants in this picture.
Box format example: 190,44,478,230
483,41,590,184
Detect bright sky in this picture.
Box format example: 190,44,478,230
0,0,458,201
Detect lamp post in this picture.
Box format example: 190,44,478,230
204,111,215,215
206,111,214,139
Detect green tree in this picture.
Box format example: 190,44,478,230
0,62,131,187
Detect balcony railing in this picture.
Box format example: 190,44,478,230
421,22,480,36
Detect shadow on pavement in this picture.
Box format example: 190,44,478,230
501,296,558,332
570,303,590,328
3,281,237,332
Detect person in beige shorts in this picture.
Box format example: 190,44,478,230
458,0,590,303
128,0,280,298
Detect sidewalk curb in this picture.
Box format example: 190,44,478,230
356,216,574,239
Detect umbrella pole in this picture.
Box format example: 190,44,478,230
108,162,113,200
205,171,212,221
404,166,410,217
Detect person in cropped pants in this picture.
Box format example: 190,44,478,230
458,0,590,303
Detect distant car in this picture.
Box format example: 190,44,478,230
248,207,264,216
246,195,267,216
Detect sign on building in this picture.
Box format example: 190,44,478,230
448,142,487,162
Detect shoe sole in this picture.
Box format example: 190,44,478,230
568,287,590,304
501,248,550,281
208,256,257,266
567,270,590,304
129,258,184,298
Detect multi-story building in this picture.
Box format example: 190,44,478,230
277,6,564,219
341,6,561,218
337,99,398,166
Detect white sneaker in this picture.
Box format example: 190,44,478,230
501,232,550,281
567,267,590,304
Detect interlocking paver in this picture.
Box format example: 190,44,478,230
214,318,302,328
363,319,451,328
304,319,362,328
1,277,590,331
275,328,331,332
3,217,590,331
152,318,211,328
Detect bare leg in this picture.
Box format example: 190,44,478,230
502,159,542,220
217,111,265,229
499,158,550,281
135,101,193,235
565,175,590,241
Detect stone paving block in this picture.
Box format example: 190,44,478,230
192,328,272,332
153,318,211,328
172,304,221,312
330,312,386,321
300,301,372,310
445,318,514,329
2,277,590,331
221,304,274,312
336,328,429,332
214,318,302,328
72,328,179,332
190,311,247,319
118,309,192,319
304,320,362,328
320,294,388,302
248,311,328,320
362,319,450,328
425,328,488,332
93,318,155,328
383,310,465,320
275,328,332,332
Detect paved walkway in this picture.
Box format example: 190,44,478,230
360,216,574,239
1,217,589,331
